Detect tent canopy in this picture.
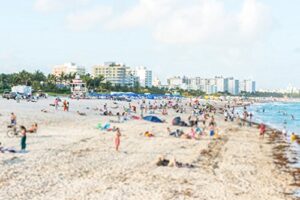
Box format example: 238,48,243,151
172,117,181,125
143,116,163,123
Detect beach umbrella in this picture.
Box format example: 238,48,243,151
172,117,181,125
143,116,163,123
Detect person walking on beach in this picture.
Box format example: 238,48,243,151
10,112,17,126
243,111,248,126
249,112,253,126
63,100,67,111
209,122,215,137
54,98,59,110
20,126,27,151
259,123,266,139
67,101,70,111
115,128,121,151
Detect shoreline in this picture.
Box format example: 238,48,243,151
239,116,300,198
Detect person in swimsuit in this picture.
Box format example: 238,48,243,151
54,98,59,110
10,113,17,126
63,100,67,111
209,123,215,137
259,123,266,139
115,128,121,151
28,123,38,133
20,126,27,151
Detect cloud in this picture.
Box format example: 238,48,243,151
66,6,112,31
34,0,62,12
35,0,272,44
108,0,272,45
108,0,174,29
154,1,229,44
238,0,272,39
34,0,91,13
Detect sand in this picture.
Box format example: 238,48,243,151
0,98,296,200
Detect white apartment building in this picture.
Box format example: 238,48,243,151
241,80,256,93
228,78,240,95
167,76,183,89
133,66,153,88
205,79,217,94
52,63,85,77
188,77,203,90
215,76,229,93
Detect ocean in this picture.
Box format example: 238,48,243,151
245,102,300,135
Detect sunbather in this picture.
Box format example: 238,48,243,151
28,123,38,133
77,111,87,116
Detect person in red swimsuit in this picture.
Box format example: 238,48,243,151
259,123,266,139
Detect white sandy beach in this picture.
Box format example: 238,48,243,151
0,98,296,200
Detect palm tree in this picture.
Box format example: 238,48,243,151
81,74,93,90
47,74,58,85
59,72,66,85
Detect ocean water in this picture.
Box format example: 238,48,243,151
245,102,300,135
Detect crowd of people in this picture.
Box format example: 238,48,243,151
1,97,298,156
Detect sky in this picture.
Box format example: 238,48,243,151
0,0,300,89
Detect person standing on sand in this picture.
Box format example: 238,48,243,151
10,112,17,126
54,98,59,110
63,100,67,111
249,112,253,126
115,128,121,151
259,123,266,139
20,126,27,151
209,122,215,137
243,111,248,126
67,101,70,112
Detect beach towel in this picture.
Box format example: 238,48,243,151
132,116,140,120
102,123,111,130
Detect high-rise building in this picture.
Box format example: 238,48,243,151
215,76,229,93
205,78,217,94
240,80,256,93
133,66,153,88
52,63,85,77
167,76,183,89
228,78,240,95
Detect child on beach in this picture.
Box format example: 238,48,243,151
20,126,27,151
115,128,121,151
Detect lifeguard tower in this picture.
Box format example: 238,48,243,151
70,75,87,99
